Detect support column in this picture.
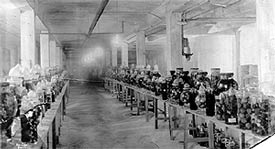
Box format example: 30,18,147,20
165,5,183,74
56,46,61,67
0,8,4,77
49,40,56,67
40,31,50,68
63,52,67,69
59,48,63,68
20,9,36,69
0,28,5,77
257,0,275,96
4,49,11,74
112,47,118,67
58,47,63,67
136,31,146,66
233,30,241,83
35,43,40,65
105,51,111,66
10,45,19,68
121,43,129,67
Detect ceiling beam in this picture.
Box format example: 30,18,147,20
101,11,149,15
87,0,110,36
90,32,123,35
145,24,166,37
40,32,87,36
186,17,256,23
173,0,209,13
124,33,136,44
186,0,242,19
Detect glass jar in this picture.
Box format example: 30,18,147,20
224,88,238,125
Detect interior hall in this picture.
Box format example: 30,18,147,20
0,0,274,149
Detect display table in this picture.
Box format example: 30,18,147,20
104,78,269,149
1,81,69,149
37,81,69,149
167,102,266,149
105,78,167,125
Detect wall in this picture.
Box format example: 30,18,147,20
0,7,46,77
189,35,236,74
0,8,21,77
144,35,236,75
239,23,258,65
65,24,257,80
186,25,258,77
145,44,166,74
66,35,112,81
128,50,136,66
146,28,259,78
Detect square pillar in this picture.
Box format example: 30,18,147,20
40,31,50,68
20,9,36,69
58,47,63,67
10,45,19,68
105,51,111,66
233,30,241,83
4,49,11,74
136,31,146,66
59,48,63,68
257,0,275,96
63,52,66,69
112,47,118,67
165,6,183,74
0,8,5,77
0,33,4,77
121,43,129,66
56,46,61,66
49,40,56,67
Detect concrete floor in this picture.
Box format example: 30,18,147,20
57,83,207,149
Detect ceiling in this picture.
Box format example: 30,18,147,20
2,0,256,52
27,0,167,49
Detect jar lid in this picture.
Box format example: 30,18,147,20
176,68,183,72
0,82,10,87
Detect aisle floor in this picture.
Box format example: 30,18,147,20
57,83,207,149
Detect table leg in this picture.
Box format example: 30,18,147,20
168,105,174,140
239,132,245,149
117,84,119,100
145,95,149,122
137,92,140,115
125,88,128,107
164,102,167,122
154,98,158,129
183,111,189,149
173,107,178,128
208,121,214,149
130,89,133,111
121,86,124,102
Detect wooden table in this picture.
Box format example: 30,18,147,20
104,78,269,149
144,91,169,128
106,78,169,128
37,81,69,149
167,102,267,149
1,81,69,149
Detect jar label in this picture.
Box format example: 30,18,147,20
228,118,237,123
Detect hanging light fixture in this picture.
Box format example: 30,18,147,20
181,13,193,61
